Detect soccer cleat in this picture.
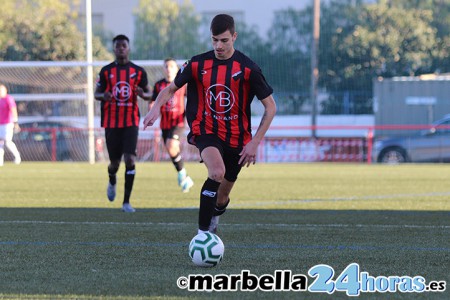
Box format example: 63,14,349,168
107,182,116,202
180,176,194,193
14,156,21,165
177,169,187,186
122,203,136,213
208,216,220,234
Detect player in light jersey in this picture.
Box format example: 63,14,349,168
0,84,21,166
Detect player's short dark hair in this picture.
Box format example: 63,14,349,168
210,14,235,35
164,57,176,63
112,34,129,45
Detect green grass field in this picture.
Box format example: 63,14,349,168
0,162,449,299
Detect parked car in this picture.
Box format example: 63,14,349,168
5,121,104,162
372,115,450,163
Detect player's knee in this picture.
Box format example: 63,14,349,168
167,147,179,158
209,167,225,182
167,143,179,156
108,160,120,172
125,161,135,169
123,154,136,168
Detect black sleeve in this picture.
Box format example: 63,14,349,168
139,69,150,92
174,60,193,89
151,83,158,102
96,68,107,92
250,68,273,100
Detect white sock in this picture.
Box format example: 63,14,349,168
6,141,20,160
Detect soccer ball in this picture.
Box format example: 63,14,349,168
189,232,224,267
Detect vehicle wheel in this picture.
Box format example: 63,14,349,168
379,148,408,164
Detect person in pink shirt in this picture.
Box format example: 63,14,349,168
0,84,21,166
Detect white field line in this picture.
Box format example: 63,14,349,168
0,220,448,229
231,191,450,207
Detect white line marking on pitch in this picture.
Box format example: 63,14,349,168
231,191,450,207
0,220,448,229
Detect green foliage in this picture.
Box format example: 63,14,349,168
357,3,435,77
133,0,203,59
266,9,311,94
314,0,448,114
319,0,447,83
395,0,450,73
0,0,111,61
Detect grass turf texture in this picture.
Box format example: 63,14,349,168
0,162,449,299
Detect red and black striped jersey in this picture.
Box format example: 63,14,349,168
96,61,149,128
174,50,273,148
151,79,186,130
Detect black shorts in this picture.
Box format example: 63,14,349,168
161,126,185,143
105,126,138,161
194,134,243,182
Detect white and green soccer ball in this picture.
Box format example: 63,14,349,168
189,232,224,267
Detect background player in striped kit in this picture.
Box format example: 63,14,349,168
149,58,194,193
143,15,276,233
94,34,151,213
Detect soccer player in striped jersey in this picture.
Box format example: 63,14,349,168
149,58,194,193
143,14,276,232
94,34,151,213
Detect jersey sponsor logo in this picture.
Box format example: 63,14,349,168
206,84,235,114
130,72,137,78
201,70,207,75
117,102,133,107
113,81,132,102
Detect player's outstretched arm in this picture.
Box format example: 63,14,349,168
143,81,179,129
239,95,277,167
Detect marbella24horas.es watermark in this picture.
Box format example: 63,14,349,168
177,263,446,296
